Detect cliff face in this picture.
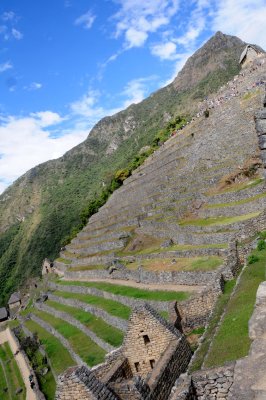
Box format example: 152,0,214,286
0,32,247,305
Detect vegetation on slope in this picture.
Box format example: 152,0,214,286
204,243,266,367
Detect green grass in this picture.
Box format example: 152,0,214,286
127,255,223,272
46,300,124,347
189,279,236,372
56,280,190,302
204,247,266,367
0,342,25,400
68,264,105,272
53,290,131,319
24,319,75,375
55,258,72,264
205,192,266,209
179,212,260,227
0,358,9,400
31,309,106,366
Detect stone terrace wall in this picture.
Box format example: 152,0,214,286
255,109,266,177
177,288,221,332
170,364,235,400
61,266,221,287
191,364,235,400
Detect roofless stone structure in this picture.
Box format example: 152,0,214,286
56,304,192,400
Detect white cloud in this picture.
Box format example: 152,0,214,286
212,0,266,49
2,11,15,21
151,41,177,60
125,28,148,48
74,11,96,30
24,82,42,91
0,112,89,194
0,61,13,73
112,0,179,48
121,76,156,107
11,28,23,40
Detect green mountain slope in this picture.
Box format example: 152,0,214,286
0,32,245,306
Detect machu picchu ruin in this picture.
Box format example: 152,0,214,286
1,30,266,400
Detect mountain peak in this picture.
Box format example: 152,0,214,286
173,32,246,91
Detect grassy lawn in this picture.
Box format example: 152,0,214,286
46,300,124,347
0,342,25,400
127,255,223,272
205,192,266,209
204,247,266,368
179,212,260,227
53,290,131,319
189,279,236,372
31,310,106,367
56,280,190,302
0,359,9,400
24,319,75,375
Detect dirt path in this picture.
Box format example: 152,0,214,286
62,276,205,293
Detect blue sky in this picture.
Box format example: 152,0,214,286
0,0,265,193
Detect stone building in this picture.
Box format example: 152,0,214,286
56,304,192,400
239,44,265,67
8,292,21,310
41,258,54,275
0,307,8,322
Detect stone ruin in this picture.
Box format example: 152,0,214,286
56,304,192,400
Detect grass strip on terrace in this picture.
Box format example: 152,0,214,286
24,319,75,375
31,310,106,367
179,212,260,227
46,300,124,347
56,281,190,302
189,279,236,372
204,247,266,368
0,342,25,400
53,290,131,319
0,360,9,400
121,242,227,256
126,256,223,272
205,192,266,209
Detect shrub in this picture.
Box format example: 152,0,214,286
248,254,259,264
259,231,266,240
257,239,266,251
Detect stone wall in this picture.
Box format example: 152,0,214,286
61,265,221,287
191,364,235,400
177,288,220,332
56,366,119,400
170,364,235,400
122,305,182,378
255,108,266,177
146,336,192,400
